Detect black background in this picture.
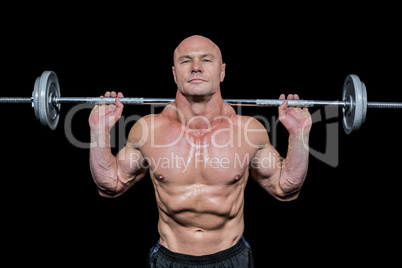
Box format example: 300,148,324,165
1,4,401,267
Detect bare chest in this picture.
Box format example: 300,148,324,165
141,125,257,185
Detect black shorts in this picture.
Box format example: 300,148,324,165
149,236,255,267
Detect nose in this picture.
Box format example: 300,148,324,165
191,59,202,73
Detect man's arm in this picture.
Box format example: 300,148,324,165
89,92,148,198
250,94,311,201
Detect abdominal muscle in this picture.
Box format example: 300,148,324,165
154,178,246,256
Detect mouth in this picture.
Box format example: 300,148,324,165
188,77,208,83
189,79,205,83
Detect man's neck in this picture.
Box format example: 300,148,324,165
173,89,231,131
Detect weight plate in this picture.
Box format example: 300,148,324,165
34,71,61,130
342,74,367,134
32,77,40,121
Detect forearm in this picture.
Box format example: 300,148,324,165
279,130,310,195
89,129,119,196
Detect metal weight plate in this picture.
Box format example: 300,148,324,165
342,74,367,134
32,77,40,120
32,71,61,130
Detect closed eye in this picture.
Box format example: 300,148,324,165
178,55,192,64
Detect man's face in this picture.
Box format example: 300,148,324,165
172,36,226,99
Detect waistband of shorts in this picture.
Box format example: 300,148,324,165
155,236,250,265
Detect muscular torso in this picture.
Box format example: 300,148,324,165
136,104,262,255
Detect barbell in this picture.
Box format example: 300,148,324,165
0,70,402,134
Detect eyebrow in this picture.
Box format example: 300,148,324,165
178,53,216,61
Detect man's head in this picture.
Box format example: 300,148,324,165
172,35,226,100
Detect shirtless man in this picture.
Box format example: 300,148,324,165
89,35,312,267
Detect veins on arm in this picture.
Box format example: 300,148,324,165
94,117,150,198
247,118,304,201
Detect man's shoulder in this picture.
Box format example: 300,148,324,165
235,115,270,147
127,113,165,146
235,114,267,130
131,113,170,131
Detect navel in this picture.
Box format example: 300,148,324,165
195,229,204,235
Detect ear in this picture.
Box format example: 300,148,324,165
220,63,226,82
172,66,177,84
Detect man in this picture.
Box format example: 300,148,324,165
89,35,312,267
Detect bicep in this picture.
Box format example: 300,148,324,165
117,145,148,184
245,117,283,193
116,117,150,189
250,145,286,199
250,145,282,182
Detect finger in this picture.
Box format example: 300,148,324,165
302,100,310,113
110,91,117,98
115,92,124,108
106,105,117,113
98,94,110,106
292,94,302,109
93,95,104,108
287,94,294,100
279,94,287,110
279,99,288,112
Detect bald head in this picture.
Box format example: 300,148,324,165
173,35,223,65
172,35,226,100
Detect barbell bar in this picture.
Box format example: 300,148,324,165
0,70,402,134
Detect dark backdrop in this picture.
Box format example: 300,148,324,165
1,4,401,267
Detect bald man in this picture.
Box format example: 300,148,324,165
89,35,312,267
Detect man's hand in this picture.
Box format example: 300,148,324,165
278,94,312,135
89,91,124,132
